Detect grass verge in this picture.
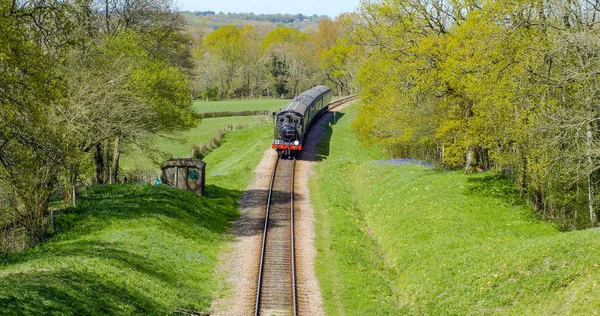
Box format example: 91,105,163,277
311,105,600,315
120,116,269,171
0,124,273,315
193,99,291,113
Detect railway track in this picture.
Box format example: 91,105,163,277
255,155,297,316
253,95,357,316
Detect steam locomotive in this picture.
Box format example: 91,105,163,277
272,85,332,155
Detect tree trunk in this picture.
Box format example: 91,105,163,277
68,165,78,207
104,139,110,183
464,146,477,173
111,135,121,184
105,0,110,34
94,142,106,184
586,113,597,225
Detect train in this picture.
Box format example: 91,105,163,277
272,85,332,155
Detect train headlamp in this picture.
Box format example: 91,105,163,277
294,141,300,145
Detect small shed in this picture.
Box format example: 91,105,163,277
160,158,206,195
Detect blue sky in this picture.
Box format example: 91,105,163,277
175,0,362,18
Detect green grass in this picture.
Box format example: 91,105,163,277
0,123,274,315
193,99,291,113
311,105,600,315
120,116,270,171
202,124,273,191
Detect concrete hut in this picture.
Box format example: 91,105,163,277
160,158,206,195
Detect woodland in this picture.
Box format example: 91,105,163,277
0,0,197,248
3,0,600,252
349,0,600,230
0,0,358,250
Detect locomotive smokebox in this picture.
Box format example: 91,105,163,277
280,125,296,141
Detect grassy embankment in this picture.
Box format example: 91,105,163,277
121,98,286,171
312,105,600,314
120,116,269,171
193,99,290,113
0,116,273,313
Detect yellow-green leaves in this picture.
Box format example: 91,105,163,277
350,0,600,227
262,27,310,48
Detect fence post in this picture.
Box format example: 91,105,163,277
51,211,55,233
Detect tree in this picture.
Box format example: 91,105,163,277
348,0,600,228
204,25,245,98
0,0,74,246
63,31,196,185
263,27,315,96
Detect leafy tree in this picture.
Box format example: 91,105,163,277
0,0,74,246
204,25,245,97
263,27,316,96
348,0,600,228
63,31,196,185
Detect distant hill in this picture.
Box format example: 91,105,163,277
181,11,329,30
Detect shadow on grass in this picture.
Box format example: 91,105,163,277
298,111,345,162
0,240,174,283
50,184,240,241
464,174,527,207
0,269,164,315
0,184,233,314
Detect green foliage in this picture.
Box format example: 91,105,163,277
313,105,600,314
190,15,356,99
262,27,310,47
201,86,220,101
1,0,198,248
131,60,197,132
0,0,74,247
204,25,244,55
349,0,600,228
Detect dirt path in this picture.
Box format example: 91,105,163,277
210,102,353,315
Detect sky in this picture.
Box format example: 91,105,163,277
175,0,362,18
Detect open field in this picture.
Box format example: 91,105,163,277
0,124,273,314
120,115,271,171
193,99,291,113
311,105,600,314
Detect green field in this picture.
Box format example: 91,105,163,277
0,124,273,314
311,105,600,314
120,115,271,171
193,99,291,113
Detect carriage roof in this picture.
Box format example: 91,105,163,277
279,85,331,117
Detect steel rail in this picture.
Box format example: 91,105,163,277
290,158,297,316
255,156,297,316
255,155,280,316
328,94,358,110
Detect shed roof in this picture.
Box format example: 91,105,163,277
160,158,206,170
